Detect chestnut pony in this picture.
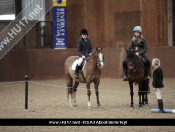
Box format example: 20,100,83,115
64,47,104,108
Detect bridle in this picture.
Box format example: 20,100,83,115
95,51,104,67
126,54,138,72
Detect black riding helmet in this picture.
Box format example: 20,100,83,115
80,29,88,35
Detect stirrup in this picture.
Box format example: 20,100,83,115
74,73,79,78
123,76,128,81
146,76,150,80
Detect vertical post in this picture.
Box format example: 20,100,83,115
168,0,173,46
25,75,28,109
24,26,26,49
37,22,41,48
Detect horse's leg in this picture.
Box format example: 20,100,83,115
72,81,79,106
66,75,73,107
94,80,100,108
141,80,145,106
86,81,92,107
144,79,149,104
144,94,148,104
138,82,143,108
141,91,144,106
129,81,134,108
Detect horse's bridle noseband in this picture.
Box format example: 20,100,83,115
126,56,137,72
95,53,104,67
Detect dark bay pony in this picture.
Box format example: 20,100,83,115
125,48,150,108
64,47,104,108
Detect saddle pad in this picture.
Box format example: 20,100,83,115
71,59,86,70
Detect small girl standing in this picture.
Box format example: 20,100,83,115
152,58,164,113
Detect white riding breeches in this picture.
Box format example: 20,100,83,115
77,57,83,66
155,88,162,99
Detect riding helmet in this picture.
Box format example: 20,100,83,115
80,29,88,35
133,26,142,33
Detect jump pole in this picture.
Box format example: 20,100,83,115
25,75,28,109
151,109,175,113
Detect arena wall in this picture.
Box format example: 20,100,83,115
0,0,169,50
0,0,173,82
0,47,175,82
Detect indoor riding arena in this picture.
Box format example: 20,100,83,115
0,0,175,132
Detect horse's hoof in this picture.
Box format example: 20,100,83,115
97,105,101,109
69,103,74,107
87,102,92,107
88,106,92,109
139,105,143,109
73,104,78,107
130,106,134,109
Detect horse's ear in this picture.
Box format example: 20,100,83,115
101,47,103,50
96,47,98,51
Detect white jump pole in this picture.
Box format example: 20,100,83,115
151,109,175,113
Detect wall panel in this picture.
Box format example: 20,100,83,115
104,0,115,47
0,47,175,82
66,0,168,48
86,0,97,47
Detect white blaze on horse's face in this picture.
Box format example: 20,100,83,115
98,52,104,68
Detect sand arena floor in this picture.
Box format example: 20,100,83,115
0,78,175,132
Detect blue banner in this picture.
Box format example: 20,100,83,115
52,6,67,49
57,0,62,4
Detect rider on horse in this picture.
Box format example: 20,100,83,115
74,29,93,78
122,26,151,81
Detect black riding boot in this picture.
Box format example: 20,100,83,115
74,65,79,78
123,67,128,81
157,99,164,113
146,66,151,80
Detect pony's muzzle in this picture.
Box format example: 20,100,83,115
127,63,134,70
98,62,104,68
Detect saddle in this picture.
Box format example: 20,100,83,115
72,56,89,71
140,56,149,77
79,59,86,71
78,57,90,82
141,57,146,67
79,55,90,70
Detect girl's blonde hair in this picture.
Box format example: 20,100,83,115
152,58,160,69
132,35,143,43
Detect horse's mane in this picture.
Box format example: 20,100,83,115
85,51,97,63
127,49,135,58
89,51,96,59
